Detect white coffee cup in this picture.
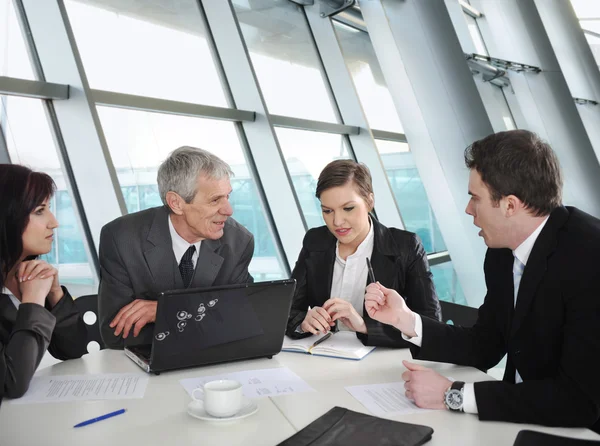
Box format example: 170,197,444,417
192,380,243,418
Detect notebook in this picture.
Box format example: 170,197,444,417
282,331,375,360
277,406,433,446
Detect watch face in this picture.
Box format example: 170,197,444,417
445,389,463,410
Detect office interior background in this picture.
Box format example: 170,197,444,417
2,0,600,316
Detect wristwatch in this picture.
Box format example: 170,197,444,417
444,381,465,412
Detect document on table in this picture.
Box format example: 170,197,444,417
11,373,149,404
180,367,315,399
345,382,431,417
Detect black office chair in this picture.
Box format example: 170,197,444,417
74,294,106,352
439,300,478,328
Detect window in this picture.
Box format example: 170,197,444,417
97,106,287,281
570,0,600,69
464,13,488,55
64,0,227,106
275,127,350,229
333,21,404,132
0,0,35,79
232,0,338,123
1,96,95,294
474,80,517,132
431,262,467,305
376,140,447,254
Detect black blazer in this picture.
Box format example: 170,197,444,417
412,206,600,431
287,218,442,347
0,287,88,401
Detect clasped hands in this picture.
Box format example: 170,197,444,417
365,282,453,411
300,298,366,334
15,259,63,307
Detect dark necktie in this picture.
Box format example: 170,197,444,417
179,245,196,288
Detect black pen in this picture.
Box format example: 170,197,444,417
366,257,376,284
308,332,333,352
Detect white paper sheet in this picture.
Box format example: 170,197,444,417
180,367,315,399
10,373,149,404
345,382,431,417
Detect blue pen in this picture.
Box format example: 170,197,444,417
73,409,126,428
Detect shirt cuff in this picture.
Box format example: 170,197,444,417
462,383,478,414
401,313,422,347
294,325,305,334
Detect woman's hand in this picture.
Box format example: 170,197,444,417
323,298,367,334
300,306,336,335
17,260,64,306
19,275,54,306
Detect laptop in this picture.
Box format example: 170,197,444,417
124,279,296,374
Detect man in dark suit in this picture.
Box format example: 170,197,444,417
365,130,600,431
98,147,254,349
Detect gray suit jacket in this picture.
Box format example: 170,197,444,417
98,206,254,349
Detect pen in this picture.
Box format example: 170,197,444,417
73,409,126,428
308,332,333,353
366,257,376,284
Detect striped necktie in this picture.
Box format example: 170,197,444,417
179,245,196,288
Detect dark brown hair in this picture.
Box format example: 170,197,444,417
464,130,563,216
316,159,374,210
0,164,56,290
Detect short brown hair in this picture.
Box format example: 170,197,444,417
464,130,563,216
316,159,374,210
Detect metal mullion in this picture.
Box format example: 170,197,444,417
92,89,256,123
0,76,69,100
271,114,359,135
200,0,308,272
303,3,404,229
371,129,407,142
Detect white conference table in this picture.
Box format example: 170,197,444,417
1,348,599,446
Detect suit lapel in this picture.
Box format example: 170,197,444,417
190,239,224,288
368,218,397,288
509,207,567,338
143,208,178,291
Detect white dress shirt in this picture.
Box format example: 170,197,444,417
2,288,21,309
330,220,375,331
168,215,201,269
403,217,549,414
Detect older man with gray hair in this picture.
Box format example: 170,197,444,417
98,146,254,349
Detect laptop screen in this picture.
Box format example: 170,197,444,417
149,280,295,372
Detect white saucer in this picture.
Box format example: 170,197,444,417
187,397,258,422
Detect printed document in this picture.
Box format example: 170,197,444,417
10,373,149,404
345,382,431,417
180,367,315,399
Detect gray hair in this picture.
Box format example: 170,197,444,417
157,146,233,205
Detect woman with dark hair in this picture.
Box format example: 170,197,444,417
0,164,87,400
286,159,441,347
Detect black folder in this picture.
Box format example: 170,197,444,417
278,406,433,446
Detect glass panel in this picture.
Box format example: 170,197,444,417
0,0,35,79
275,127,350,230
377,140,447,254
464,14,488,55
1,96,95,294
571,0,600,19
474,79,516,132
233,0,338,123
97,106,287,281
64,0,227,106
333,22,404,133
431,262,467,305
582,26,600,70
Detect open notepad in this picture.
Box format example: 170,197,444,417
282,331,375,360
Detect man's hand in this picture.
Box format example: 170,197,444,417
322,298,366,333
402,360,451,410
364,282,417,337
110,299,158,339
300,306,335,335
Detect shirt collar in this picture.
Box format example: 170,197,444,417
512,216,549,266
168,215,201,264
335,217,375,261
